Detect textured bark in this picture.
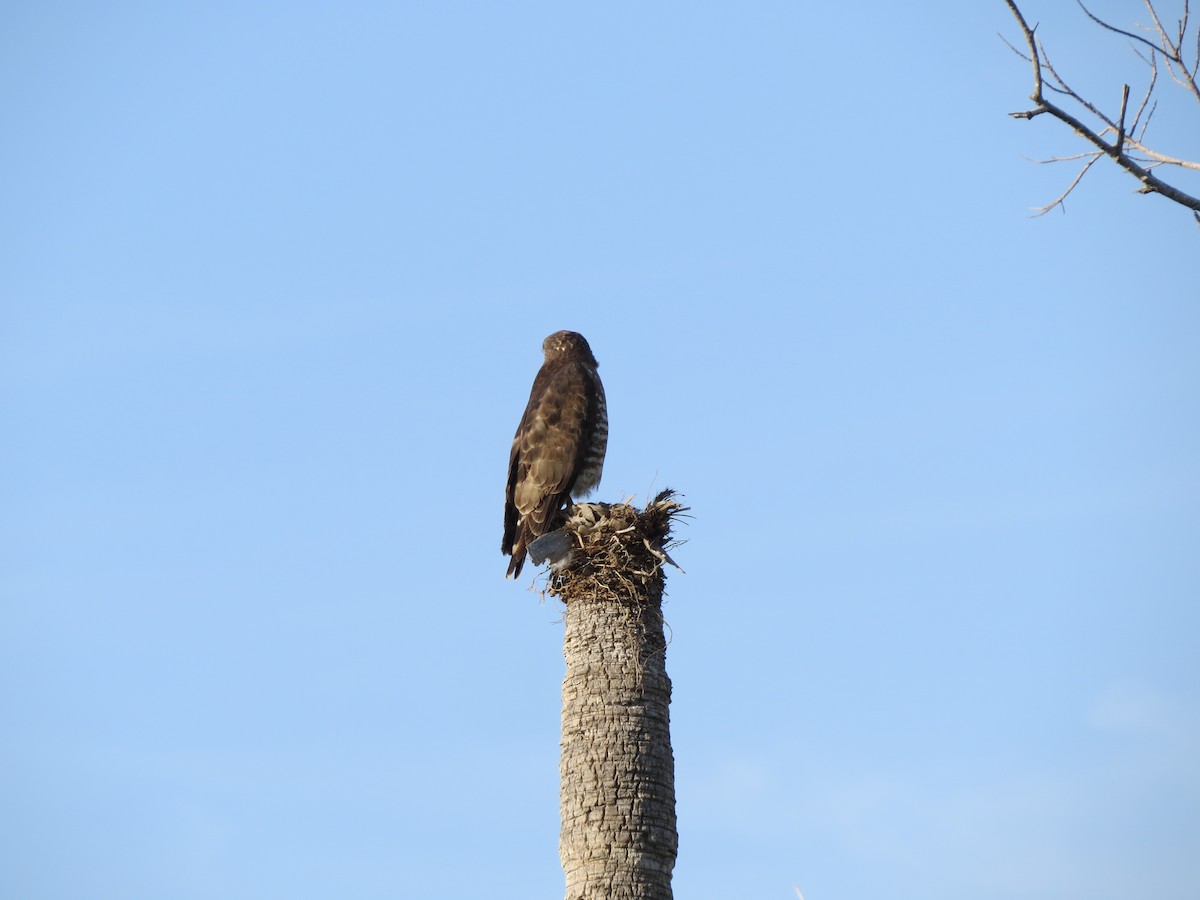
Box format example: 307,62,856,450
551,496,681,900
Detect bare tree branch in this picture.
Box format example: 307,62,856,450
1130,52,1158,136
1117,82,1131,149
1003,0,1200,220
1032,152,1104,216
1077,0,1179,63
1029,151,1107,163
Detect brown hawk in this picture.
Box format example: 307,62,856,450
503,330,608,579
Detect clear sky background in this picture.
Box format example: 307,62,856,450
3,2,1198,898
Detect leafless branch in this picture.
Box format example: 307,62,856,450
1029,150,1108,163
1077,0,1177,61
1117,82,1131,149
1124,136,1200,167
1003,0,1200,219
1031,152,1104,216
1130,52,1158,137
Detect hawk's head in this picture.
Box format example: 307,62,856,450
543,330,597,366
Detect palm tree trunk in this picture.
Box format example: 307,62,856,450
549,493,683,900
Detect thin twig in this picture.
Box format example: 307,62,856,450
1031,153,1104,216
1140,98,1159,140
1078,0,1182,62
1117,83,1131,150
1130,52,1158,136
1028,150,1107,163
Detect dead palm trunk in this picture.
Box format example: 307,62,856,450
543,491,685,900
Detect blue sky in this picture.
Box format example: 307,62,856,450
3,2,1198,898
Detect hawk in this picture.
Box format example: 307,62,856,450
503,330,608,579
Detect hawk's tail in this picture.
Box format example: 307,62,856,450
505,533,528,579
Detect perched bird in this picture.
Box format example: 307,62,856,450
503,331,608,579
